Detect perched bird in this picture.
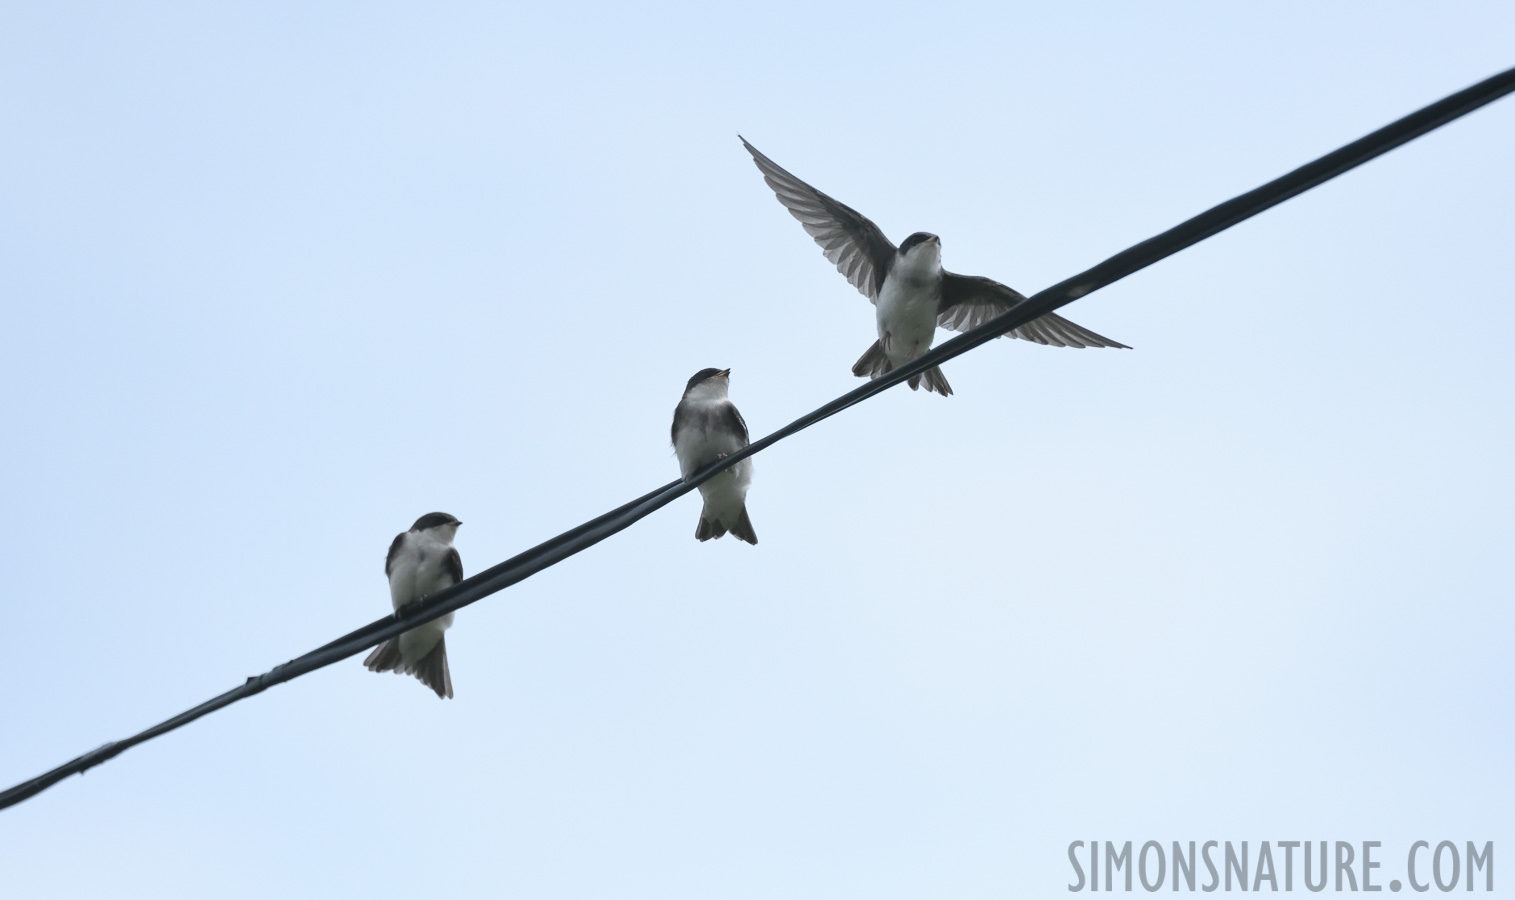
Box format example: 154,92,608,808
364,512,463,698
671,368,757,545
741,137,1129,396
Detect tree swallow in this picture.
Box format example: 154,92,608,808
363,512,463,699
741,137,1129,396
672,368,757,544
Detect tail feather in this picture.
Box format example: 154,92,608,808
365,633,453,699
856,341,951,396
363,638,404,673
406,636,453,699
694,507,757,545
851,340,893,379
920,365,953,396
728,506,758,545
695,515,727,541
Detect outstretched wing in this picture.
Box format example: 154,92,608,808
939,272,1131,349
741,137,896,302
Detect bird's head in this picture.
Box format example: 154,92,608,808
410,511,462,543
683,367,732,400
898,232,941,263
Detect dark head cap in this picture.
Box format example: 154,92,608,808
898,232,940,253
684,367,731,392
411,512,462,531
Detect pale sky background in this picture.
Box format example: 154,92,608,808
1,2,1511,897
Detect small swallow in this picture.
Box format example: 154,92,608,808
671,368,757,544
742,137,1129,395
364,512,462,698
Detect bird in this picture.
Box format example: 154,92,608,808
671,368,757,544
363,512,463,698
740,137,1129,396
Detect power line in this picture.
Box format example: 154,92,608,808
4,64,1512,813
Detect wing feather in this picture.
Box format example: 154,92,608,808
384,532,406,577
938,272,1130,349
741,137,896,301
444,547,463,586
722,402,750,446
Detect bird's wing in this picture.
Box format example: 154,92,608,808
723,402,750,446
938,272,1131,349
444,547,463,586
384,532,406,578
741,137,896,302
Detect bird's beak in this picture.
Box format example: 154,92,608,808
716,369,731,379
927,235,940,244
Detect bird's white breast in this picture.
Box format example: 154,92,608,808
383,528,458,664
876,252,942,365
673,397,750,484
387,531,457,611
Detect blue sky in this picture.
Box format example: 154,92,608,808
1,2,1511,897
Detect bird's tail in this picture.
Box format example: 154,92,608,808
695,513,727,541
728,506,758,545
363,633,454,699
409,636,454,699
855,341,952,396
363,638,404,673
913,365,953,396
851,340,892,379
695,504,758,545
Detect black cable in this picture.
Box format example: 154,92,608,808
4,64,1512,813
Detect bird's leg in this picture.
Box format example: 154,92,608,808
881,330,892,351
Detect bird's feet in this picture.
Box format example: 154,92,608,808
881,331,892,351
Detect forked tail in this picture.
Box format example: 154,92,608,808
363,634,454,699
695,505,758,545
851,340,892,379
